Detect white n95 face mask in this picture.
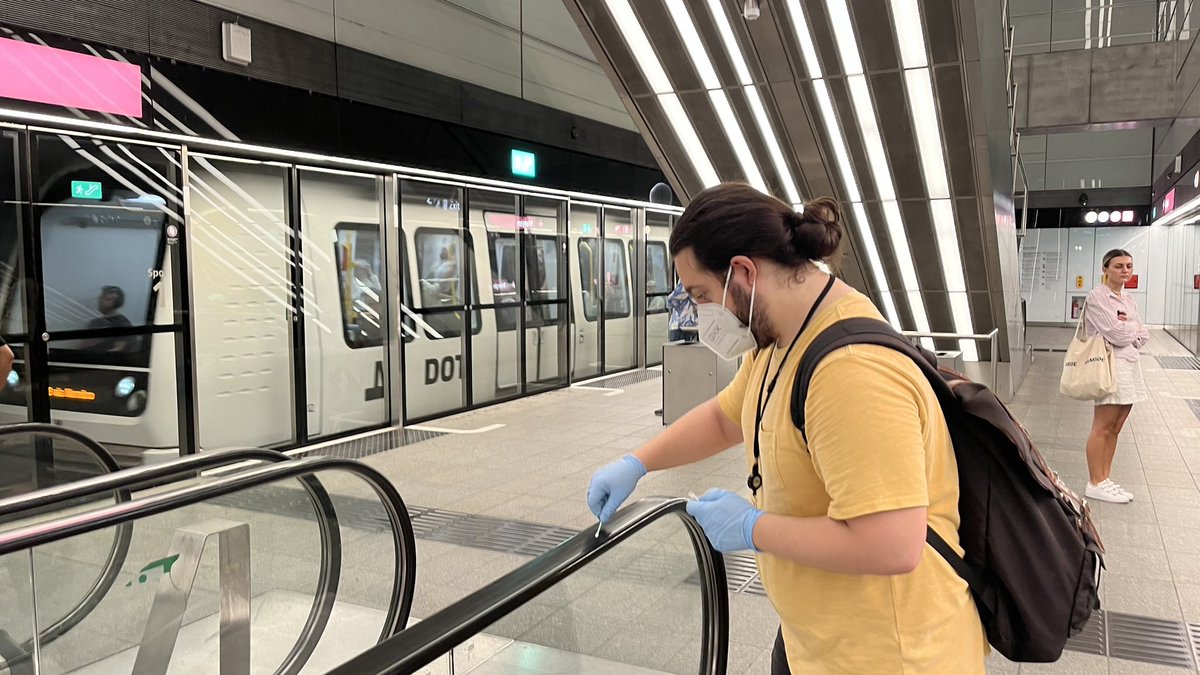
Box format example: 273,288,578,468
697,267,756,361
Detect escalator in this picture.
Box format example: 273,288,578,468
329,497,729,675
0,438,417,675
0,426,731,674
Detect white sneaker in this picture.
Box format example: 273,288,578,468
1086,481,1131,504
1100,479,1133,500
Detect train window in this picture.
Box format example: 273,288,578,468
577,239,600,322
602,239,631,319
38,195,166,367
489,233,519,332
414,228,478,339
334,224,385,349
646,242,671,314
528,236,560,302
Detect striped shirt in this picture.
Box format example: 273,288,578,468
1084,285,1149,363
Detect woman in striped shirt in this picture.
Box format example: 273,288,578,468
1082,248,1149,504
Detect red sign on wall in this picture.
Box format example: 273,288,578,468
1194,274,1200,290
1163,188,1178,216
1124,274,1139,289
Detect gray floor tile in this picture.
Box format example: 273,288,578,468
1101,575,1183,620
1018,650,1111,674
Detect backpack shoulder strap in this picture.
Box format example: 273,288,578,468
790,317,941,441
790,318,993,611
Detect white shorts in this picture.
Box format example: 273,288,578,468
1095,358,1147,406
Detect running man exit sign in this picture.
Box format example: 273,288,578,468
511,149,536,178
71,181,103,200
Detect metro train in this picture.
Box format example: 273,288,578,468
0,138,675,460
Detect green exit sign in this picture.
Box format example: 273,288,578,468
71,180,103,200
511,149,536,178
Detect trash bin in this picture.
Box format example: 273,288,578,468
934,350,964,373
662,342,739,425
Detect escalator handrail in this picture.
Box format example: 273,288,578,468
0,422,129,671
0,423,121,474
0,456,416,675
0,447,290,521
327,496,729,675
0,447,336,675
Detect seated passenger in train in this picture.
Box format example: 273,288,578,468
86,285,139,353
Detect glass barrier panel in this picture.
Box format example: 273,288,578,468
450,516,703,674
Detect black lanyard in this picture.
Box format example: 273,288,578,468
748,274,836,496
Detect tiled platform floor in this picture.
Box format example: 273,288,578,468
361,328,1200,674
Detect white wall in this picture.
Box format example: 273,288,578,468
1020,226,1162,324
195,0,634,131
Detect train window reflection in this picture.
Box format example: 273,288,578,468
603,239,631,318
334,224,385,348
578,238,630,320
647,242,670,314
578,239,599,322
489,234,519,332
40,192,166,365
529,237,559,302
414,228,477,339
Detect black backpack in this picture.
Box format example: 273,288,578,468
790,318,1104,663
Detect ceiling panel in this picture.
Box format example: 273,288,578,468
562,0,1012,337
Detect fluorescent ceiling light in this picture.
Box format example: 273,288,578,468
666,0,766,191
881,199,921,291
851,202,900,325
606,0,719,188
709,89,768,192
745,86,801,204
665,0,720,90
847,75,896,201
708,0,754,85
812,79,861,202
605,0,672,94
824,0,864,75
948,293,978,359
786,0,824,77
904,69,950,199
658,93,721,187
705,0,802,203
932,199,978,359
889,0,928,69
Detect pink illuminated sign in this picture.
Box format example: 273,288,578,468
0,39,142,117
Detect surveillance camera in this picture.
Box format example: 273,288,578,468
743,0,760,20
1078,192,1088,207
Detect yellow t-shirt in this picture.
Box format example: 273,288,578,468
717,290,986,674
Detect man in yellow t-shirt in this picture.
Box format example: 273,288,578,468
586,184,986,673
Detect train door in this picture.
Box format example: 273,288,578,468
297,168,389,439
568,203,602,380
188,155,298,451
0,131,192,466
601,206,636,373
400,180,472,421
472,189,521,404
521,196,569,392
644,211,674,366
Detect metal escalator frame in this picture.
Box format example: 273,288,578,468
0,423,132,672
1,449,343,672
328,496,729,675
0,456,416,675
0,445,341,675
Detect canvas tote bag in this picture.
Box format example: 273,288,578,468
1060,301,1118,401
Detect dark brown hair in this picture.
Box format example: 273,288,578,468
1101,248,1132,268
668,182,843,275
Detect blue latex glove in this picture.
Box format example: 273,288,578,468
587,455,647,523
685,489,764,553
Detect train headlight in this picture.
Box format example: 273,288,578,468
115,376,136,398
6,371,18,387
